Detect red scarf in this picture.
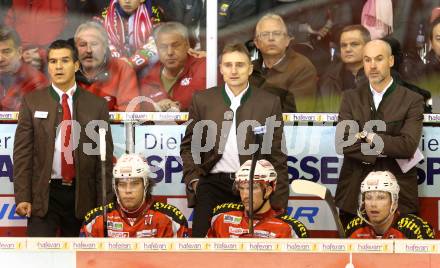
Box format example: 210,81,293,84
104,0,153,54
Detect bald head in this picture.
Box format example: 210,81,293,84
363,40,394,91
363,40,393,57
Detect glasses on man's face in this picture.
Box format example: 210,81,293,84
257,31,286,40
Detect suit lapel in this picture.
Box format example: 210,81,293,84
45,87,61,138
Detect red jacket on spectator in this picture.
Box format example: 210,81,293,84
0,63,48,111
139,55,206,111
99,0,161,71
76,58,140,111
4,0,66,48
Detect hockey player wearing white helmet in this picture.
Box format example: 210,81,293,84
80,154,189,238
345,171,434,239
207,159,308,238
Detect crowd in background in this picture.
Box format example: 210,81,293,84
1,0,440,113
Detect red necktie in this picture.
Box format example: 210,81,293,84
61,93,75,183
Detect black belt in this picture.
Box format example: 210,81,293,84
50,178,75,187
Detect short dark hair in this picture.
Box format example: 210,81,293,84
430,17,440,41
340,24,371,43
47,39,78,62
0,25,21,47
220,42,251,63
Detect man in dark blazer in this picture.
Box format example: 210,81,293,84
13,40,114,237
335,39,424,227
180,43,288,237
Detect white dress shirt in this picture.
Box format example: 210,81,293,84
51,83,77,179
370,78,393,110
210,83,249,173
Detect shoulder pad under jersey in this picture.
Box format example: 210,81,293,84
151,201,188,227
344,216,368,238
83,202,116,224
394,214,435,239
212,203,244,216
276,214,309,238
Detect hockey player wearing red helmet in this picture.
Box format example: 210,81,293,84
80,154,188,237
207,159,308,238
346,171,434,239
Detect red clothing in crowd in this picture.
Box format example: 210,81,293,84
80,200,189,238
76,58,140,111
0,63,48,111
346,214,435,239
99,0,161,71
207,203,309,238
139,55,206,111
4,0,66,48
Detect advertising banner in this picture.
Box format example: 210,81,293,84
1,123,440,234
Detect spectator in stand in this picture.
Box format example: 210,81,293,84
251,13,318,112
346,171,434,239
381,36,432,113
198,0,273,51
4,0,68,71
66,0,110,37
425,17,440,77
160,0,203,47
139,22,206,112
74,21,140,111
99,0,161,72
0,1,12,24
416,17,440,113
0,25,48,111
317,24,370,112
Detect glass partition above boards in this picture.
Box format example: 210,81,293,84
1,1,439,113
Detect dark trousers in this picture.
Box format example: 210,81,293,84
27,180,82,237
191,173,241,237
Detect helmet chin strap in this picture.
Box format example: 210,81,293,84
248,188,270,215
357,203,397,228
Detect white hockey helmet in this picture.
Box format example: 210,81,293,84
112,154,150,206
235,159,277,190
357,171,400,224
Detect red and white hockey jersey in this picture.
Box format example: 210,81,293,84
80,200,188,238
207,203,309,238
